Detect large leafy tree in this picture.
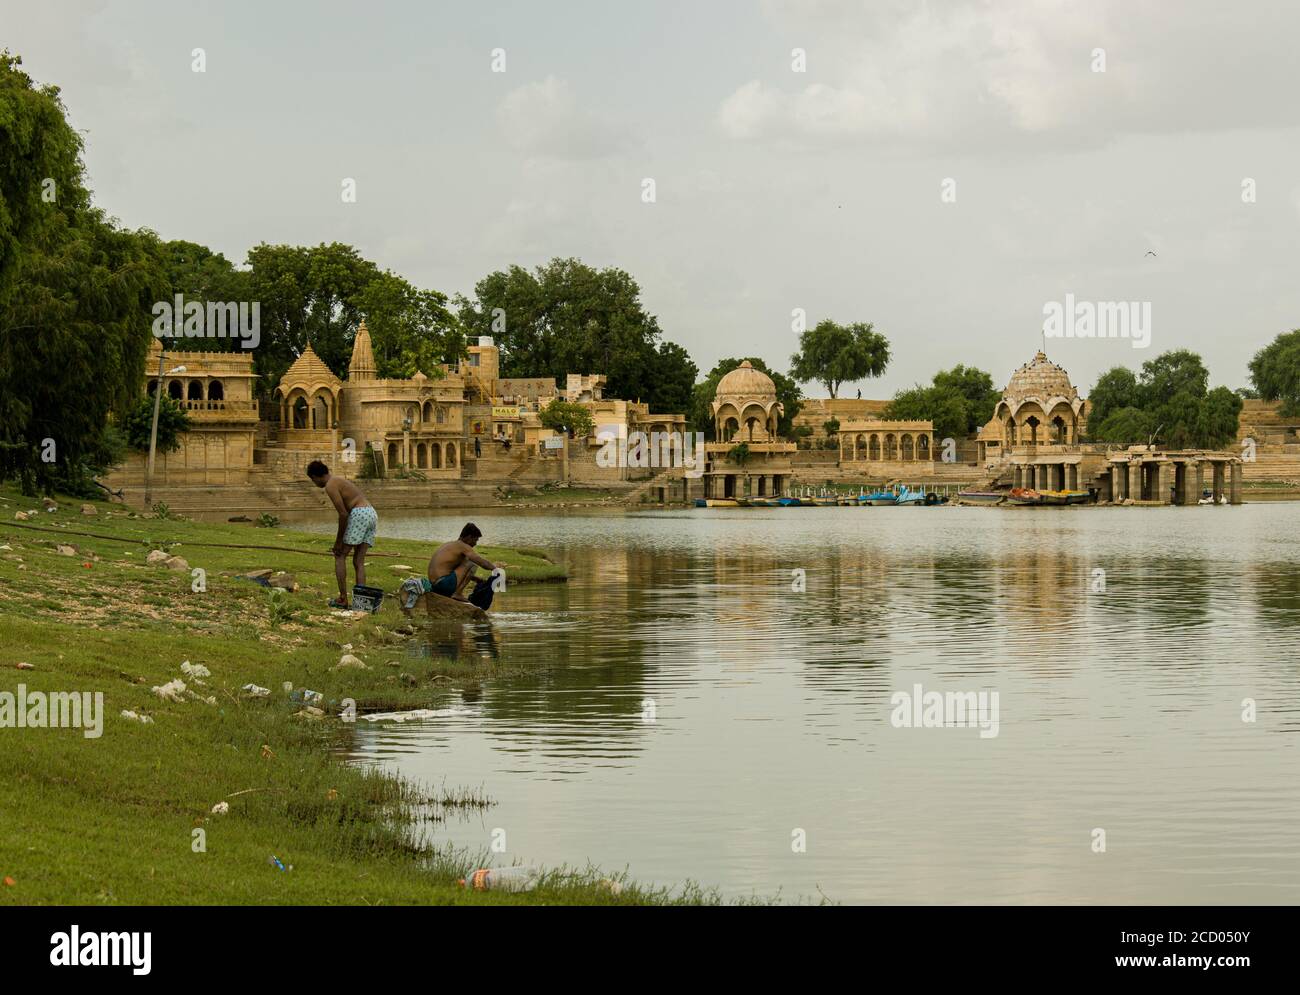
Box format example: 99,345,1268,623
883,364,1001,440
789,319,890,399
355,271,463,379
690,357,802,438
1248,329,1300,416
0,53,169,495
155,239,251,351
455,258,696,413
1088,351,1240,448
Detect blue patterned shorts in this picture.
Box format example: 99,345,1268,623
342,505,378,547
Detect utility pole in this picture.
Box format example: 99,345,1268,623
145,347,185,508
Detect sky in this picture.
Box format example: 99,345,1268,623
5,0,1300,398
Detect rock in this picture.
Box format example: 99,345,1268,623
334,653,367,670
164,555,189,571
12,512,28,521
55,544,77,556
293,707,325,720
268,572,297,591
80,504,97,516
400,673,418,687
42,498,57,512
146,549,171,565
15,662,34,671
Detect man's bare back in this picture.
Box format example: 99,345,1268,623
428,525,495,601
324,476,370,513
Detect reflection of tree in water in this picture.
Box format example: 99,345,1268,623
1250,562,1300,626
1102,555,1214,633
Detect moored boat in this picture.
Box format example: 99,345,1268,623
865,489,898,506
1007,487,1042,506
777,496,802,507
956,490,1004,505
705,499,740,507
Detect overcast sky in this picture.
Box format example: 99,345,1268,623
7,0,1300,398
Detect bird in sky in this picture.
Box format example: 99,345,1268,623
1145,250,1157,257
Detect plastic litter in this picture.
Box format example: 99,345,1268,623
460,867,540,892
267,855,293,872
180,661,211,679
290,688,324,706
211,801,230,815
120,710,153,724
359,706,472,724
241,683,271,698
152,678,186,702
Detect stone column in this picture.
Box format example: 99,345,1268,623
1230,462,1243,505
1212,462,1225,503
1193,462,1204,504
1128,462,1143,502
1156,462,1171,504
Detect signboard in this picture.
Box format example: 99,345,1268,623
543,436,565,450
492,405,520,418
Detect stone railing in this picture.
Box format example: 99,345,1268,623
178,399,259,420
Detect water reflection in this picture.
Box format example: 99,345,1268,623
331,505,1300,903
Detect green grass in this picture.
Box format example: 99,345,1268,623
0,484,717,905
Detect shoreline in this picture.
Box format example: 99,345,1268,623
0,484,715,906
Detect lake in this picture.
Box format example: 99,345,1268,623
333,503,1300,904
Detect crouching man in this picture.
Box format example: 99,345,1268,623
428,523,499,610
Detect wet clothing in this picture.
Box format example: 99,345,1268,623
431,572,458,597
342,505,377,547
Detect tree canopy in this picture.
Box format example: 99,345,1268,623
1248,329,1300,416
789,319,890,399
1088,350,1241,448
455,258,697,415
882,364,1001,441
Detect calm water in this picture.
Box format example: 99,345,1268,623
330,504,1300,904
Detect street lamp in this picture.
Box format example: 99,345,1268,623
144,352,186,507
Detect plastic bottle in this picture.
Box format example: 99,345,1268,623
459,867,540,892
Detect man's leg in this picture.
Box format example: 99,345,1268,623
453,561,477,599
353,543,369,588
334,546,353,602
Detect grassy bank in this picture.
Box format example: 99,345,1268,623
0,485,714,905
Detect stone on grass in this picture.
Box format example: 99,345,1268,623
146,549,171,565
42,498,57,512
334,653,367,670
268,572,297,591
55,544,77,557
164,555,189,571
81,504,97,516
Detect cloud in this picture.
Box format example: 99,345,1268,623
496,76,630,160
719,0,1300,151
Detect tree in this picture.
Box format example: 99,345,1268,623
1087,351,1240,448
121,394,191,452
539,398,594,438
355,271,463,379
456,257,696,414
0,53,170,495
789,319,890,398
1087,367,1141,425
690,357,803,439
881,364,1001,440
1248,329,1300,416
0,52,86,292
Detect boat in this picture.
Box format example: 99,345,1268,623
1007,487,1042,506
810,496,839,507
895,486,927,506
1039,489,1069,506
956,490,1003,505
705,499,740,507
777,496,803,507
1065,490,1091,505
865,489,898,506
694,498,707,507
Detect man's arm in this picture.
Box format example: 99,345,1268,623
464,543,496,572
326,483,349,552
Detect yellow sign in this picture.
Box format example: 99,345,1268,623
492,406,520,418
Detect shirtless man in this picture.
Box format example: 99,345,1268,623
428,523,496,602
307,460,377,608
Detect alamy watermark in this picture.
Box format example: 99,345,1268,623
0,685,104,739
595,424,706,478
152,293,260,349
890,682,1000,739
1042,293,1150,349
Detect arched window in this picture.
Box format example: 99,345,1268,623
869,435,880,460
292,396,309,429
446,443,457,468
422,401,433,422
207,380,224,401
188,380,204,401
387,442,399,469
901,435,914,460
168,380,183,400
436,406,446,424
416,442,428,469
918,435,930,460
430,443,442,469
147,380,159,397
855,434,866,459
884,434,898,460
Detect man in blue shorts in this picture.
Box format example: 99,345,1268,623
307,460,377,608
428,523,497,605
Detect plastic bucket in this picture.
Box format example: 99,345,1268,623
351,584,385,613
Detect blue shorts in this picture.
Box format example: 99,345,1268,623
342,505,377,547
431,572,458,597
